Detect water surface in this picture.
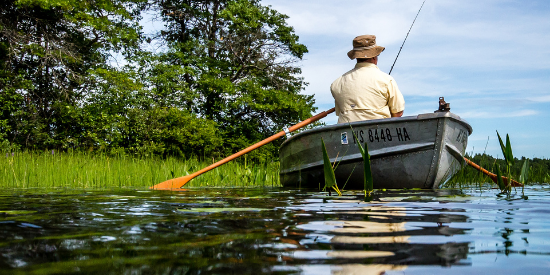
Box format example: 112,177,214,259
1,186,549,274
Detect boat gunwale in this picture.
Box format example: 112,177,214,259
281,112,472,148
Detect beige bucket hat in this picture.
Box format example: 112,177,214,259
347,35,385,60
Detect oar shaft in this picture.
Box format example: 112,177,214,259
464,157,495,179
181,108,336,184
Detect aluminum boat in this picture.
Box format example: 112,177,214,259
279,109,472,189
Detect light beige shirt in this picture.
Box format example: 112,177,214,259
331,62,405,123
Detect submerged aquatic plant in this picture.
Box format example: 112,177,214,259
321,138,342,196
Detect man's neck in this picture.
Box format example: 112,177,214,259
357,60,375,64
357,56,378,65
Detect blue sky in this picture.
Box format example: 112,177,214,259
260,0,550,159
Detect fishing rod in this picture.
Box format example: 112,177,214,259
389,0,426,75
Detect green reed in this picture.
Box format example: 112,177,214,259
320,123,373,198
347,123,373,198
0,151,280,189
321,138,342,196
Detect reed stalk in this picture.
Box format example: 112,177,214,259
0,151,280,189
321,138,342,196
347,124,373,198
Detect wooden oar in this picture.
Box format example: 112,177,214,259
463,157,523,187
151,108,336,190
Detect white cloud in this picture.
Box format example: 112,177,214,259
261,0,550,157
528,95,550,102
460,109,537,119
263,0,424,42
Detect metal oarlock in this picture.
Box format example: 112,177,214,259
435,97,451,112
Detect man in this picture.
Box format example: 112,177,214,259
331,35,405,123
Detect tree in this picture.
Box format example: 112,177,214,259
82,63,224,158
153,0,316,157
1,0,316,160
0,0,146,149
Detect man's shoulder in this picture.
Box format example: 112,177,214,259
330,75,344,91
332,67,357,84
354,65,394,81
382,71,395,81
369,68,395,83
332,64,396,88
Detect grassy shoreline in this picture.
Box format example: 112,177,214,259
1,151,280,189
2,151,548,190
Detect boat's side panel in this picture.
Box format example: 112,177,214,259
280,117,441,189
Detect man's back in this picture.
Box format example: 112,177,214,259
331,62,404,123
331,35,405,124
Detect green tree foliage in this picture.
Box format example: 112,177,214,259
0,0,146,149
80,64,223,157
1,0,316,160
153,0,316,157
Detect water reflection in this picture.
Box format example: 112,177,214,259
0,187,549,274
282,195,470,273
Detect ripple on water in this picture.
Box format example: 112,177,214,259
0,187,549,273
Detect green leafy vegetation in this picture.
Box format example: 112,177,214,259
0,151,280,188
494,162,505,191
0,0,315,161
1,0,146,150
496,131,515,192
519,159,530,194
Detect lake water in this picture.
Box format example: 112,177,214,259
1,186,549,274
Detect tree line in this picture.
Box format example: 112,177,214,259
0,0,316,160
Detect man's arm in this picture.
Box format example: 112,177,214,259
386,78,405,118
391,111,403,117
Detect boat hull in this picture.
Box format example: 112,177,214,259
279,112,472,189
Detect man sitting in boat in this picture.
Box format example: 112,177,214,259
331,35,405,123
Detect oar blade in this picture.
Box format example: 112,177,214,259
150,175,193,190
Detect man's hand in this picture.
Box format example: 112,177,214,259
391,111,403,117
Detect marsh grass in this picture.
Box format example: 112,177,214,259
1,151,280,189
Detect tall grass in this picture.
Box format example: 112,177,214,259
0,151,280,189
